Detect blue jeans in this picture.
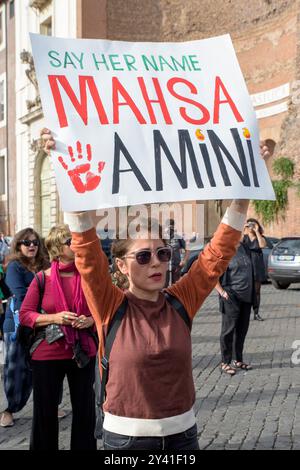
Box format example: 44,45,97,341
103,423,199,450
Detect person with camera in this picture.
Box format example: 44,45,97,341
0,228,49,428
215,238,256,375
243,218,266,321
20,224,97,450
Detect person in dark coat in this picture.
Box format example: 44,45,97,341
243,218,266,321
215,239,256,375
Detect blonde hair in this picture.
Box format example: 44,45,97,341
45,224,71,262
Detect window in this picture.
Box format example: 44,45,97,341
9,1,15,19
0,153,6,196
40,17,52,36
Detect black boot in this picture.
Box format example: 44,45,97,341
254,313,264,321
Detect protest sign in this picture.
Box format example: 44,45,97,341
30,33,275,210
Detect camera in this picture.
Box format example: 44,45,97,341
247,222,256,229
45,324,64,344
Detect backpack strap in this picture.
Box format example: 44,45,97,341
99,296,128,409
34,271,45,313
164,291,191,330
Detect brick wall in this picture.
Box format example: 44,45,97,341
248,187,300,237
104,0,300,238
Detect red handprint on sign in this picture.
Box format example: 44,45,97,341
58,142,105,194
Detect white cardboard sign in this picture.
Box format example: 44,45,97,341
30,33,275,210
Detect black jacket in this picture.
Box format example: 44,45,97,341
220,242,255,303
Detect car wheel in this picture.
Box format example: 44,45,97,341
271,280,290,290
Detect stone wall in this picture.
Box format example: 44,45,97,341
104,0,300,236
106,0,295,42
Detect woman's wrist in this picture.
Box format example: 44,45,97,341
64,211,95,233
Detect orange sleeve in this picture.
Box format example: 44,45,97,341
71,228,124,329
166,223,241,319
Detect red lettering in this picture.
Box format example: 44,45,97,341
48,75,109,128
138,77,172,124
112,77,146,124
167,78,210,125
213,76,244,124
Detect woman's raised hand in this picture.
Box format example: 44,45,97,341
260,141,271,160
40,128,55,155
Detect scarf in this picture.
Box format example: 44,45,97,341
51,260,90,347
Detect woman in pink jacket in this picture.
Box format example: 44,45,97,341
20,224,97,451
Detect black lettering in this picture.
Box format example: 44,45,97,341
199,143,216,187
207,128,251,187
246,139,260,187
154,130,203,191
179,130,204,188
112,133,152,194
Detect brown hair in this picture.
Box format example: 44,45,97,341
44,224,71,262
111,218,166,289
8,228,49,272
246,218,264,235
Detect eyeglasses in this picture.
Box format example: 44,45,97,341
19,239,39,247
64,238,72,246
123,246,172,265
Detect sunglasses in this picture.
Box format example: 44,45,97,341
123,246,172,265
19,239,39,247
64,238,72,246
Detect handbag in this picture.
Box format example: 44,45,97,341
16,272,46,360
3,335,32,413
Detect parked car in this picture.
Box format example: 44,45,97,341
261,236,280,282
268,237,300,289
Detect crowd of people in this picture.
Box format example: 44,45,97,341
0,131,270,450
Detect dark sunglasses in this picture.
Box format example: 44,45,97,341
64,238,72,246
19,239,39,247
123,246,172,265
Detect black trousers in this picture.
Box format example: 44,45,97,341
30,358,97,451
253,281,261,316
220,296,251,364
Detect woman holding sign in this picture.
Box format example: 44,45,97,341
42,129,269,450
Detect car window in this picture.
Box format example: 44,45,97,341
265,238,273,249
274,239,300,252
265,237,279,248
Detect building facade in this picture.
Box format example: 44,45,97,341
0,0,16,236
3,0,300,237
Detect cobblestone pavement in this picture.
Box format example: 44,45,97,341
0,284,299,450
